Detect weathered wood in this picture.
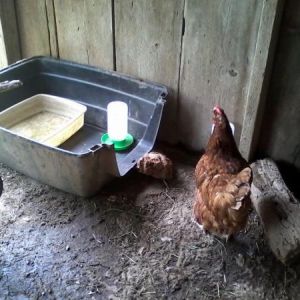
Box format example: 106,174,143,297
45,0,58,57
258,0,300,170
15,0,51,57
0,18,7,68
178,0,280,153
5,0,283,158
0,0,21,66
251,159,300,264
115,0,184,143
239,0,283,160
54,0,114,69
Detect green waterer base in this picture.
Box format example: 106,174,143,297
101,133,134,151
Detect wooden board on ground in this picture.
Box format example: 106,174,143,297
251,158,300,264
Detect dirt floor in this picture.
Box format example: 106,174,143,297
0,146,299,300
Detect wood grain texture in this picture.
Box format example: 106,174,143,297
15,0,51,57
0,0,21,65
178,0,279,152
240,0,282,160
258,0,300,170
45,0,58,57
54,0,113,69
251,159,300,264
4,0,282,156
115,0,184,143
0,18,8,68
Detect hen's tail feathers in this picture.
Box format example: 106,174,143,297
209,167,252,212
227,167,252,210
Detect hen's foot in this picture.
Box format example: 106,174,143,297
192,217,208,234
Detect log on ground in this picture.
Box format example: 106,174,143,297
251,158,300,264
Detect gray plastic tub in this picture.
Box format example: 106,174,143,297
0,57,167,196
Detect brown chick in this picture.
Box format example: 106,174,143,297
136,152,173,179
194,105,252,239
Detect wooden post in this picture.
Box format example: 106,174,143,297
0,16,8,68
115,0,184,143
0,0,21,67
179,0,282,154
251,159,300,264
239,0,284,160
53,0,114,69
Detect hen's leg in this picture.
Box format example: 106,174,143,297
193,198,209,234
192,218,204,230
192,203,205,231
225,235,231,243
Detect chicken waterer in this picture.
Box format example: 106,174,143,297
101,101,134,151
0,56,167,196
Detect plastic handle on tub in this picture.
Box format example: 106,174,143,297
0,80,23,93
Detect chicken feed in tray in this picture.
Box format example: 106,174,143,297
0,94,87,147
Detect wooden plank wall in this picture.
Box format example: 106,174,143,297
54,0,113,69
0,0,282,158
179,0,264,150
258,0,300,170
115,0,184,142
15,0,51,57
0,0,20,67
0,16,8,68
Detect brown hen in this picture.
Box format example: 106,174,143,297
194,105,252,239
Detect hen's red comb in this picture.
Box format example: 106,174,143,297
213,105,223,114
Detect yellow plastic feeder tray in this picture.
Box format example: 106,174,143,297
0,94,87,147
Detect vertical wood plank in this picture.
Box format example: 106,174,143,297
15,0,51,57
0,19,8,68
239,0,283,160
258,0,300,170
179,0,264,150
179,0,280,154
0,0,21,65
115,0,184,143
54,0,114,69
45,0,58,57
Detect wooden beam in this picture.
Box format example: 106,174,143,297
239,0,284,160
115,0,184,143
179,0,282,153
15,0,51,57
0,16,8,68
251,159,300,264
53,0,114,69
46,0,58,57
0,0,21,66
257,0,300,170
